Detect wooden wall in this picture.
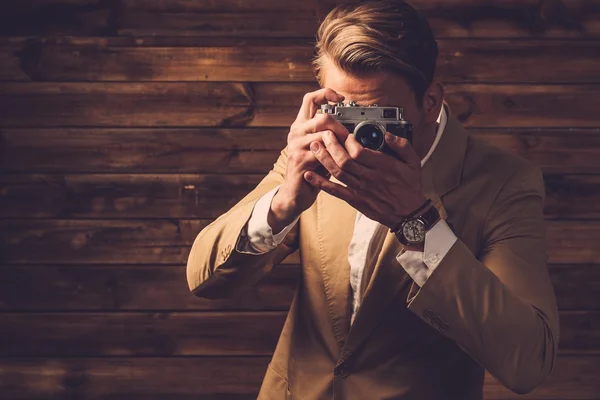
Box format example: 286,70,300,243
1,0,600,398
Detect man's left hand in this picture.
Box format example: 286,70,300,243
304,130,427,229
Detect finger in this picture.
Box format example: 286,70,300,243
294,113,351,143
304,171,358,205
310,140,363,190
296,88,345,123
321,130,370,178
344,134,383,168
384,133,421,168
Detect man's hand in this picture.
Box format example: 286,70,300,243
269,88,351,233
303,131,427,229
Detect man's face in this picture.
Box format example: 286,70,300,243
320,58,433,150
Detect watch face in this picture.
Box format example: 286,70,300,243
402,219,426,243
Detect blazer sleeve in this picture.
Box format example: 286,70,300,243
186,148,299,299
407,163,559,394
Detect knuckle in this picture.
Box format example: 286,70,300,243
302,92,313,103
323,130,334,145
288,151,302,164
349,146,362,160
330,166,342,178
338,157,351,170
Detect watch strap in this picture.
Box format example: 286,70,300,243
393,202,440,246
391,199,432,234
419,203,441,230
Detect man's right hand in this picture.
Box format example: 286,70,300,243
268,88,350,233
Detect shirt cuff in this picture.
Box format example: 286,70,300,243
236,185,299,254
396,219,457,287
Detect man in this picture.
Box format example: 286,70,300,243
186,1,559,399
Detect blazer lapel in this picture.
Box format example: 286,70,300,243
336,106,469,366
317,181,357,350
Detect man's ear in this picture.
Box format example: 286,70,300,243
422,81,444,124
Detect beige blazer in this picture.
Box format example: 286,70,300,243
186,107,559,400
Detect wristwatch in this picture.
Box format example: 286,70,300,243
392,201,441,246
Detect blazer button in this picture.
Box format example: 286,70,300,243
423,309,434,321
440,322,450,333
335,366,349,378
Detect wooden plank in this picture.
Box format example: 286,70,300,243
0,264,299,311
0,311,288,357
550,265,600,310
3,40,600,83
0,219,301,265
0,174,261,219
0,127,286,174
0,357,269,400
3,0,598,38
0,82,306,128
0,219,598,265
0,310,595,357
0,264,596,311
485,356,600,399
473,129,600,175
0,0,115,37
0,356,598,399
2,173,600,219
543,175,600,219
2,128,600,174
1,82,600,128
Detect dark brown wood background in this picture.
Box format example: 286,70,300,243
1,0,600,398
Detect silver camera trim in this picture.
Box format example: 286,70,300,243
353,120,387,151
319,101,407,151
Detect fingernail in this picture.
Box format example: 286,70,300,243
310,142,320,152
386,132,397,141
305,172,314,181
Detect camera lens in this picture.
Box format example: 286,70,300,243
354,123,385,150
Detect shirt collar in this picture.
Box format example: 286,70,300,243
420,105,447,167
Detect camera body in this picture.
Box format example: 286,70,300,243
319,101,413,156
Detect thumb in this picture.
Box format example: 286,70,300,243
385,132,420,167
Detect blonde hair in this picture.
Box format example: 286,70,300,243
313,0,438,102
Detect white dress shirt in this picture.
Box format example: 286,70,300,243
237,107,457,324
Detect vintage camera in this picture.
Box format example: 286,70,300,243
319,101,413,156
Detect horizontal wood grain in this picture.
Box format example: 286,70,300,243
2,128,600,174
0,311,287,356
2,82,600,128
2,173,600,219
0,127,286,174
0,357,269,400
485,356,600,399
0,264,596,311
0,219,300,265
0,219,598,264
2,0,598,38
0,356,598,399
0,264,299,311
0,174,261,219
0,310,594,357
2,39,600,83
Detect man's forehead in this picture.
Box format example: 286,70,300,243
322,72,410,107
323,66,393,92
320,60,410,102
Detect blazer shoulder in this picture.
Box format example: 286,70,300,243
463,134,543,189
